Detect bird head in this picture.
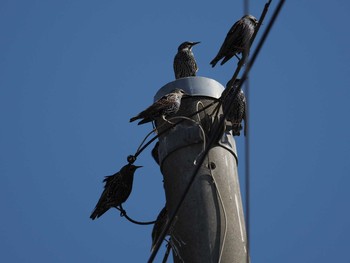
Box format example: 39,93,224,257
243,14,259,26
173,88,187,97
177,41,200,51
123,164,143,175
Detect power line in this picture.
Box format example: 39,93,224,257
244,0,251,261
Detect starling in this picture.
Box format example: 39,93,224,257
210,14,258,67
222,79,247,136
173,41,200,79
151,206,168,251
130,89,186,125
90,164,142,220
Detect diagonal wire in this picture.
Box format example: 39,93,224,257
210,0,272,132
147,1,285,262
243,0,251,262
133,0,273,162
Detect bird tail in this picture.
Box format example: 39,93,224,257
137,118,152,125
210,57,220,68
220,55,234,66
129,116,139,123
90,206,108,220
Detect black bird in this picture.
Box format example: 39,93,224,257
210,14,258,67
151,206,168,251
173,41,200,79
222,79,247,136
130,89,186,125
90,164,142,220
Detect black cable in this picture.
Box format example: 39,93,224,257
210,0,272,131
244,1,251,262
161,243,171,263
117,205,156,225
132,99,219,159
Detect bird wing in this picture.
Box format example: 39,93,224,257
90,173,122,219
218,19,244,55
174,51,198,79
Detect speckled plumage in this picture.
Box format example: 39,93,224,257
90,164,142,220
210,15,258,67
174,41,200,79
222,79,247,136
130,89,186,125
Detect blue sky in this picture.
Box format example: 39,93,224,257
1,0,350,262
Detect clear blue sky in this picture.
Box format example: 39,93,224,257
1,0,349,262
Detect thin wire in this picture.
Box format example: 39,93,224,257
135,129,157,155
161,243,171,263
201,102,228,262
134,0,274,163
132,100,219,160
210,0,271,130
208,155,227,262
147,1,285,261
244,0,251,262
117,205,156,225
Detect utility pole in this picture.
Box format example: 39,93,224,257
155,76,249,263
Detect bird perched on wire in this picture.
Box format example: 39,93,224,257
222,79,247,136
151,206,169,251
130,89,186,125
210,14,258,67
90,164,142,220
173,41,200,79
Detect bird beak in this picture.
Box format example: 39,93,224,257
191,41,200,46
135,165,143,169
179,90,189,96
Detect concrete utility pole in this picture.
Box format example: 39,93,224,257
154,77,249,263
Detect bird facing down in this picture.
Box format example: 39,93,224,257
129,89,186,125
151,206,169,251
210,14,258,67
90,164,142,220
222,79,247,136
173,41,200,79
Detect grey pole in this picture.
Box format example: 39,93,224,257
154,77,249,263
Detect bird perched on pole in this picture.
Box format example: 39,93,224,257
222,79,247,136
173,41,200,79
130,89,186,125
90,164,142,220
151,206,169,251
210,14,258,67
